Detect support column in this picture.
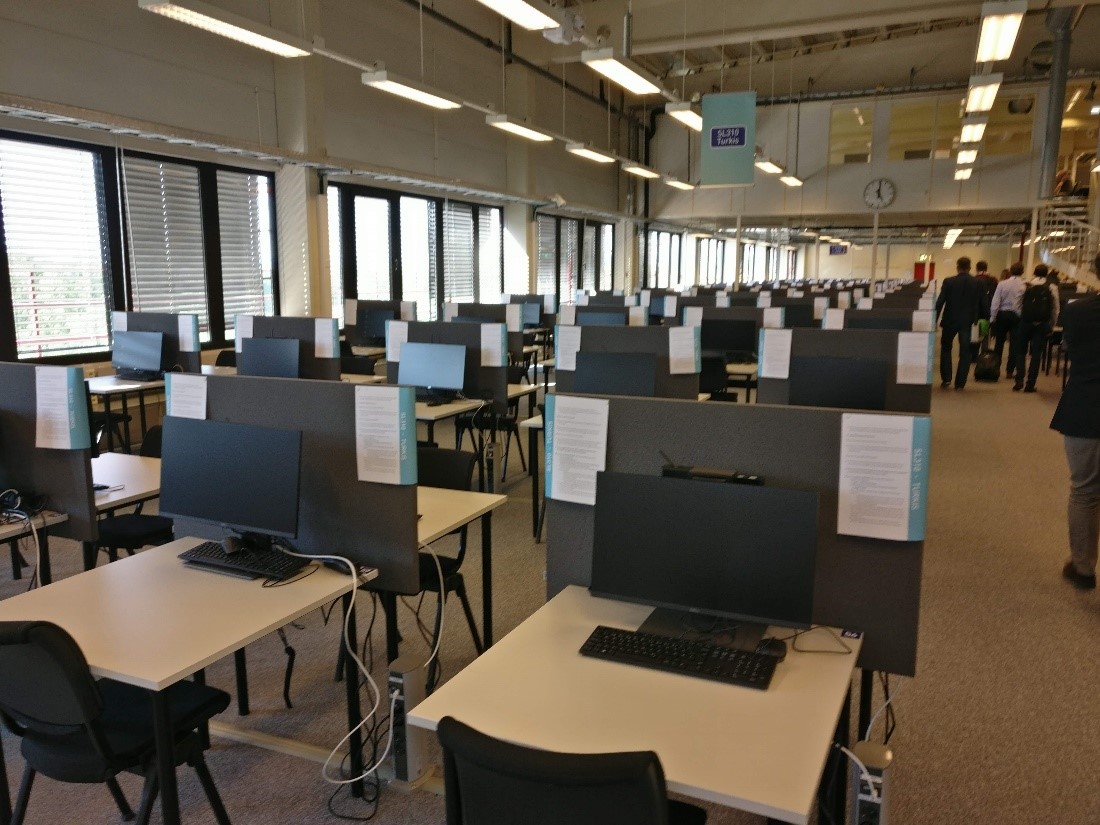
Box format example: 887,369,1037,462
733,215,743,287
1038,7,1075,199
1026,207,1039,274
870,211,880,284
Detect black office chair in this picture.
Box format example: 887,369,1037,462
85,385,132,455
416,446,483,690
699,355,729,399
95,425,173,563
437,716,707,825
454,375,526,484
0,621,233,825
214,349,236,368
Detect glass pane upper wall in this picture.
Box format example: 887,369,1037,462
829,104,874,165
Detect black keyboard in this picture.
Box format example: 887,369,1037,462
115,368,163,382
579,625,778,691
178,541,309,581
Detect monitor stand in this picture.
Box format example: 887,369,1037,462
637,607,767,652
417,388,458,405
223,531,276,555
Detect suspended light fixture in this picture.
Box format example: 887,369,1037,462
663,177,696,190
959,115,988,144
665,101,703,131
138,0,311,57
362,70,462,110
779,175,804,187
566,143,616,163
954,167,974,181
975,0,1027,63
581,48,662,95
754,158,784,174
956,144,980,165
486,114,553,142
469,0,559,31
965,73,1003,113
622,162,661,179
944,228,963,249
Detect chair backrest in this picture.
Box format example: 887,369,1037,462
417,448,477,493
140,424,164,458
0,622,104,735
214,349,236,367
437,716,671,825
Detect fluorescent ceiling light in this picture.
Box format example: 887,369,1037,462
959,115,988,144
956,146,979,165
469,0,558,31
663,177,695,191
780,175,804,187
362,70,462,110
486,114,553,142
138,0,311,57
1066,88,1084,114
954,167,974,180
622,162,661,179
965,73,1003,113
666,102,703,131
582,48,662,96
1092,104,1100,115
566,143,616,163
754,159,784,174
976,1,1027,63
944,228,963,249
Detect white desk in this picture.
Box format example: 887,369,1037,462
0,540,353,825
414,383,537,444
86,375,166,452
200,364,386,384
410,586,861,824
351,345,386,358
92,453,161,512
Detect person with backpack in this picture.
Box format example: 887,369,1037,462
1013,263,1059,392
1050,253,1100,590
935,256,982,389
990,262,1026,379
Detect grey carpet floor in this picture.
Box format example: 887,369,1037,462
3,363,1099,824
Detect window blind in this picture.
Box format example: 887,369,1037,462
327,186,344,322
442,201,475,304
477,207,502,301
536,214,556,297
217,169,275,335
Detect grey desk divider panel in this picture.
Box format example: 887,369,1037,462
345,300,404,345
385,321,509,413
251,316,341,381
176,375,419,594
450,306,525,360
0,363,96,541
701,306,766,325
545,394,924,676
554,326,700,399
844,309,922,330
757,329,931,414
121,312,201,373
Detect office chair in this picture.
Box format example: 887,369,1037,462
699,355,729,399
0,621,233,825
214,349,236,368
85,385,132,454
95,425,173,564
454,372,526,484
436,716,706,825
416,447,483,691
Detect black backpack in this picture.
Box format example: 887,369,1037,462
1020,283,1053,324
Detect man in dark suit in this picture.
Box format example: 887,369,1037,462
935,256,982,389
1050,253,1100,590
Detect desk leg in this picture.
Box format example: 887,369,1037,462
193,669,210,750
82,540,96,572
822,686,852,825
137,389,149,442
103,394,115,453
37,531,51,586
151,689,182,825
234,649,250,715
480,512,493,648
120,393,132,453
858,669,873,741
529,427,539,538
0,724,11,825
342,593,366,799
382,592,400,664
426,421,436,445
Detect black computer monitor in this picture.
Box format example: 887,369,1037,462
159,416,303,545
576,310,627,327
238,337,302,379
450,315,487,325
112,330,165,378
844,314,911,331
699,319,757,360
573,351,658,397
787,355,889,411
357,307,396,345
591,471,819,647
398,342,467,402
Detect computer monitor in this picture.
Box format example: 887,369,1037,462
398,341,467,401
576,310,627,327
591,471,818,647
520,302,541,327
357,307,396,345
648,296,666,318
573,351,658,397
238,337,302,379
699,319,757,361
112,330,165,379
787,355,889,411
159,416,303,545
844,314,911,331
450,315,487,325
780,304,816,328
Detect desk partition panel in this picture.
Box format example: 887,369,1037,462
0,363,96,541
174,375,419,594
554,326,700,399
545,394,925,675
248,316,341,381
115,311,201,373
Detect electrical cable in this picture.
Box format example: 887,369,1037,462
836,743,879,802
2,507,42,591
867,672,902,744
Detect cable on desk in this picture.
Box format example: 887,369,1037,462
2,507,42,592
773,625,853,655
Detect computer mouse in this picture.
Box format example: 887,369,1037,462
756,637,787,661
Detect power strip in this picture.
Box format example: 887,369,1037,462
849,741,892,825
387,654,430,786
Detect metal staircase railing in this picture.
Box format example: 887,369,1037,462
1038,198,1099,286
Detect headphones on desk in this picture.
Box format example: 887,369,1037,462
0,489,21,511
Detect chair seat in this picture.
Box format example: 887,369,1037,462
669,799,708,825
97,515,173,550
21,679,229,784
418,551,462,588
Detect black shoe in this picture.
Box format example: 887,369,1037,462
1012,383,1023,391
1062,561,1096,590
954,385,965,391
941,381,951,389
1023,386,1037,393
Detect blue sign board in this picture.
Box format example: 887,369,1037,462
710,126,746,148
700,92,756,186
829,245,849,255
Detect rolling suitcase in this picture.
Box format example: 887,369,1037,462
974,336,999,382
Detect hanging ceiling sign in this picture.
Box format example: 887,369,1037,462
700,91,757,187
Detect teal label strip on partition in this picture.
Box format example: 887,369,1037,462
397,385,417,485
692,325,702,372
700,92,756,186
544,394,555,502
34,366,90,450
908,416,931,541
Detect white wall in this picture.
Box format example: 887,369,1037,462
813,242,1018,281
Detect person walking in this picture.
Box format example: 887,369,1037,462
990,262,1026,379
935,256,982,389
1013,264,1059,392
1050,254,1100,590
975,260,998,315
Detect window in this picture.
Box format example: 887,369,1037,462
355,196,392,301
697,237,725,285
536,214,557,297
327,186,344,322
560,219,579,299
442,201,475,304
0,138,112,358
582,224,597,291
478,207,502,301
217,170,275,336
399,196,436,320
829,104,874,165
599,224,613,291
